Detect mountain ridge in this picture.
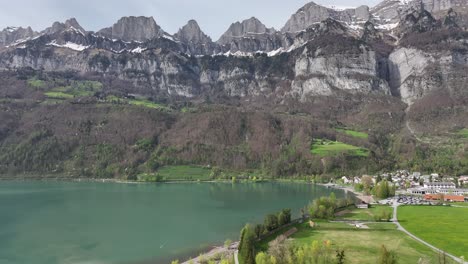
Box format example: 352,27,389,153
0,0,467,179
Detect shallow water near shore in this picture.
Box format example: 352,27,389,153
0,180,348,264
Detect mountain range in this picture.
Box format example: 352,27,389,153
1,0,467,102
0,0,467,178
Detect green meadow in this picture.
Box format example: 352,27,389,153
311,139,369,157
256,221,442,264
336,128,369,139
157,165,213,181
457,128,468,138
398,206,468,258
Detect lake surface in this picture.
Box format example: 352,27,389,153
0,181,348,264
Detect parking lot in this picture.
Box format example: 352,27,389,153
378,195,436,206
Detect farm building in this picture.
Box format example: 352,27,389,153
424,194,465,202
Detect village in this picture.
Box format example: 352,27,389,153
338,170,468,203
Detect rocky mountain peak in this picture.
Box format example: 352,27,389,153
318,18,349,33
64,18,86,33
98,16,166,42
421,0,468,13
175,19,212,43
398,8,440,34
282,2,371,34
42,18,86,34
370,0,468,24
0,26,37,47
175,19,216,55
217,17,275,44
42,18,86,35
371,0,411,22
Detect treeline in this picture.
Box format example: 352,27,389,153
239,209,293,264
255,241,399,264
239,194,399,264
354,177,396,199
308,193,354,219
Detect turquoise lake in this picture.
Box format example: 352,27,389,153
0,181,348,264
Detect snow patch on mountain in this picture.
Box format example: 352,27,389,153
47,41,89,51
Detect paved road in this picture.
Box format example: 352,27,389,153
392,200,466,264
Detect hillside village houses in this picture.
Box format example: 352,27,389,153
459,176,468,185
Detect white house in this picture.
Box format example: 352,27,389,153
421,175,432,183
438,189,468,195
341,176,351,184
424,182,456,190
458,176,468,185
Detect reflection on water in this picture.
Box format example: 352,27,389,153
0,181,346,264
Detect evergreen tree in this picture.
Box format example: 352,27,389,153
254,224,265,239
278,209,291,226
264,214,279,231
239,224,256,264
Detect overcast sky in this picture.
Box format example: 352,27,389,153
0,0,381,40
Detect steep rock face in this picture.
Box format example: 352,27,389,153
1,7,466,105
421,0,468,13
292,37,390,100
174,20,216,55
398,8,440,34
217,17,287,53
0,26,37,47
388,47,434,103
218,17,276,44
388,47,468,104
292,18,349,46
282,2,370,33
218,33,293,54
388,9,468,104
42,18,86,35
98,16,166,42
371,0,418,23
371,0,468,24
0,32,392,100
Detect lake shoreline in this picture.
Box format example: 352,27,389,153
0,175,322,185
316,183,363,197
0,179,347,264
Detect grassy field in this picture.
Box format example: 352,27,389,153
43,80,103,100
40,99,66,105
335,205,393,221
398,206,468,258
44,91,74,99
457,128,468,138
105,95,170,111
256,221,441,264
336,128,369,139
157,165,212,181
128,98,170,110
311,139,369,157
27,78,47,89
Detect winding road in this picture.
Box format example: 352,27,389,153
392,200,467,264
